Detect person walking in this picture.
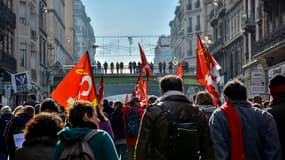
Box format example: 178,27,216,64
15,112,64,160
267,75,285,159
53,100,119,160
194,91,216,119
135,75,214,160
209,79,281,160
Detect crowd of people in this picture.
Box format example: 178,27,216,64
94,60,190,75
0,74,284,160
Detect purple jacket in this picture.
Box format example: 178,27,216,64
99,120,114,140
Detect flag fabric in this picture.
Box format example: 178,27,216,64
125,94,129,105
196,34,221,106
51,52,97,108
138,43,152,80
131,73,148,107
97,74,104,105
172,56,179,66
175,63,184,79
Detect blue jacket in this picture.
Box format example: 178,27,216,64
209,100,281,160
53,127,119,160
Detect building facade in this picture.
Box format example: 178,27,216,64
0,0,16,105
154,35,173,72
73,0,95,64
169,0,212,73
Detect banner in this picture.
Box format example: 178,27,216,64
11,71,31,93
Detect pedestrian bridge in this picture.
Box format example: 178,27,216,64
52,67,201,100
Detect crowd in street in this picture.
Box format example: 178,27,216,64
0,74,285,160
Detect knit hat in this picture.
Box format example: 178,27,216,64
269,75,285,95
1,106,12,115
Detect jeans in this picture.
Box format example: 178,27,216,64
116,144,128,160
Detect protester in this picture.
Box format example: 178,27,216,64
209,79,281,160
103,99,114,118
111,101,128,160
194,91,216,119
135,75,214,160
23,94,39,107
97,104,114,140
0,106,15,160
123,97,144,160
267,75,285,159
40,98,59,113
15,112,64,160
13,105,35,134
53,100,119,160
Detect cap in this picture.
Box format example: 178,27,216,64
1,106,12,115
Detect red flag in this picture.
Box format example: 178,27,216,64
51,52,97,108
132,73,143,98
175,63,184,79
196,34,221,106
140,80,148,106
124,94,129,104
138,43,152,80
97,74,104,105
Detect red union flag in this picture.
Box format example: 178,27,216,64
196,34,221,106
138,43,152,80
175,63,184,79
51,52,97,108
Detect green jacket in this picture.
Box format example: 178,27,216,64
53,127,119,160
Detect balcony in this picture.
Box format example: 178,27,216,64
242,16,256,33
0,51,17,72
254,24,285,57
0,1,16,31
208,38,225,55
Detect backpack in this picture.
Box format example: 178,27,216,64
126,107,140,137
59,129,98,160
0,115,14,153
159,104,201,160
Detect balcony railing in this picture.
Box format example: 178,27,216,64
0,1,16,31
0,51,17,72
255,24,285,56
208,38,225,55
242,16,256,33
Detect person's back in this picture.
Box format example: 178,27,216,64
209,79,281,160
54,100,119,160
267,75,285,159
135,75,214,160
15,112,64,160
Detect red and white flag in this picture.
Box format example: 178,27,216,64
51,52,97,108
196,34,221,106
138,43,152,80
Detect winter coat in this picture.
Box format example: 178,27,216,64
209,100,281,160
15,136,57,160
53,127,119,160
268,97,285,159
135,94,214,160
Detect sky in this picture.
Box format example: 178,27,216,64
82,0,179,64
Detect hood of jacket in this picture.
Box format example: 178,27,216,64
57,127,93,142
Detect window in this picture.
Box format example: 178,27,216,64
195,15,200,31
187,0,192,10
20,43,27,67
195,0,200,8
19,1,27,25
188,17,192,33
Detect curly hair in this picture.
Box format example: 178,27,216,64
24,112,64,139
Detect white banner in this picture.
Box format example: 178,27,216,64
250,71,266,95
11,71,31,93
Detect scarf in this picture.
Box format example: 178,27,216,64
221,102,245,160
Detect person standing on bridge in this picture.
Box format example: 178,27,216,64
110,62,114,74
116,62,120,74
120,62,124,74
103,61,108,74
129,61,133,74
